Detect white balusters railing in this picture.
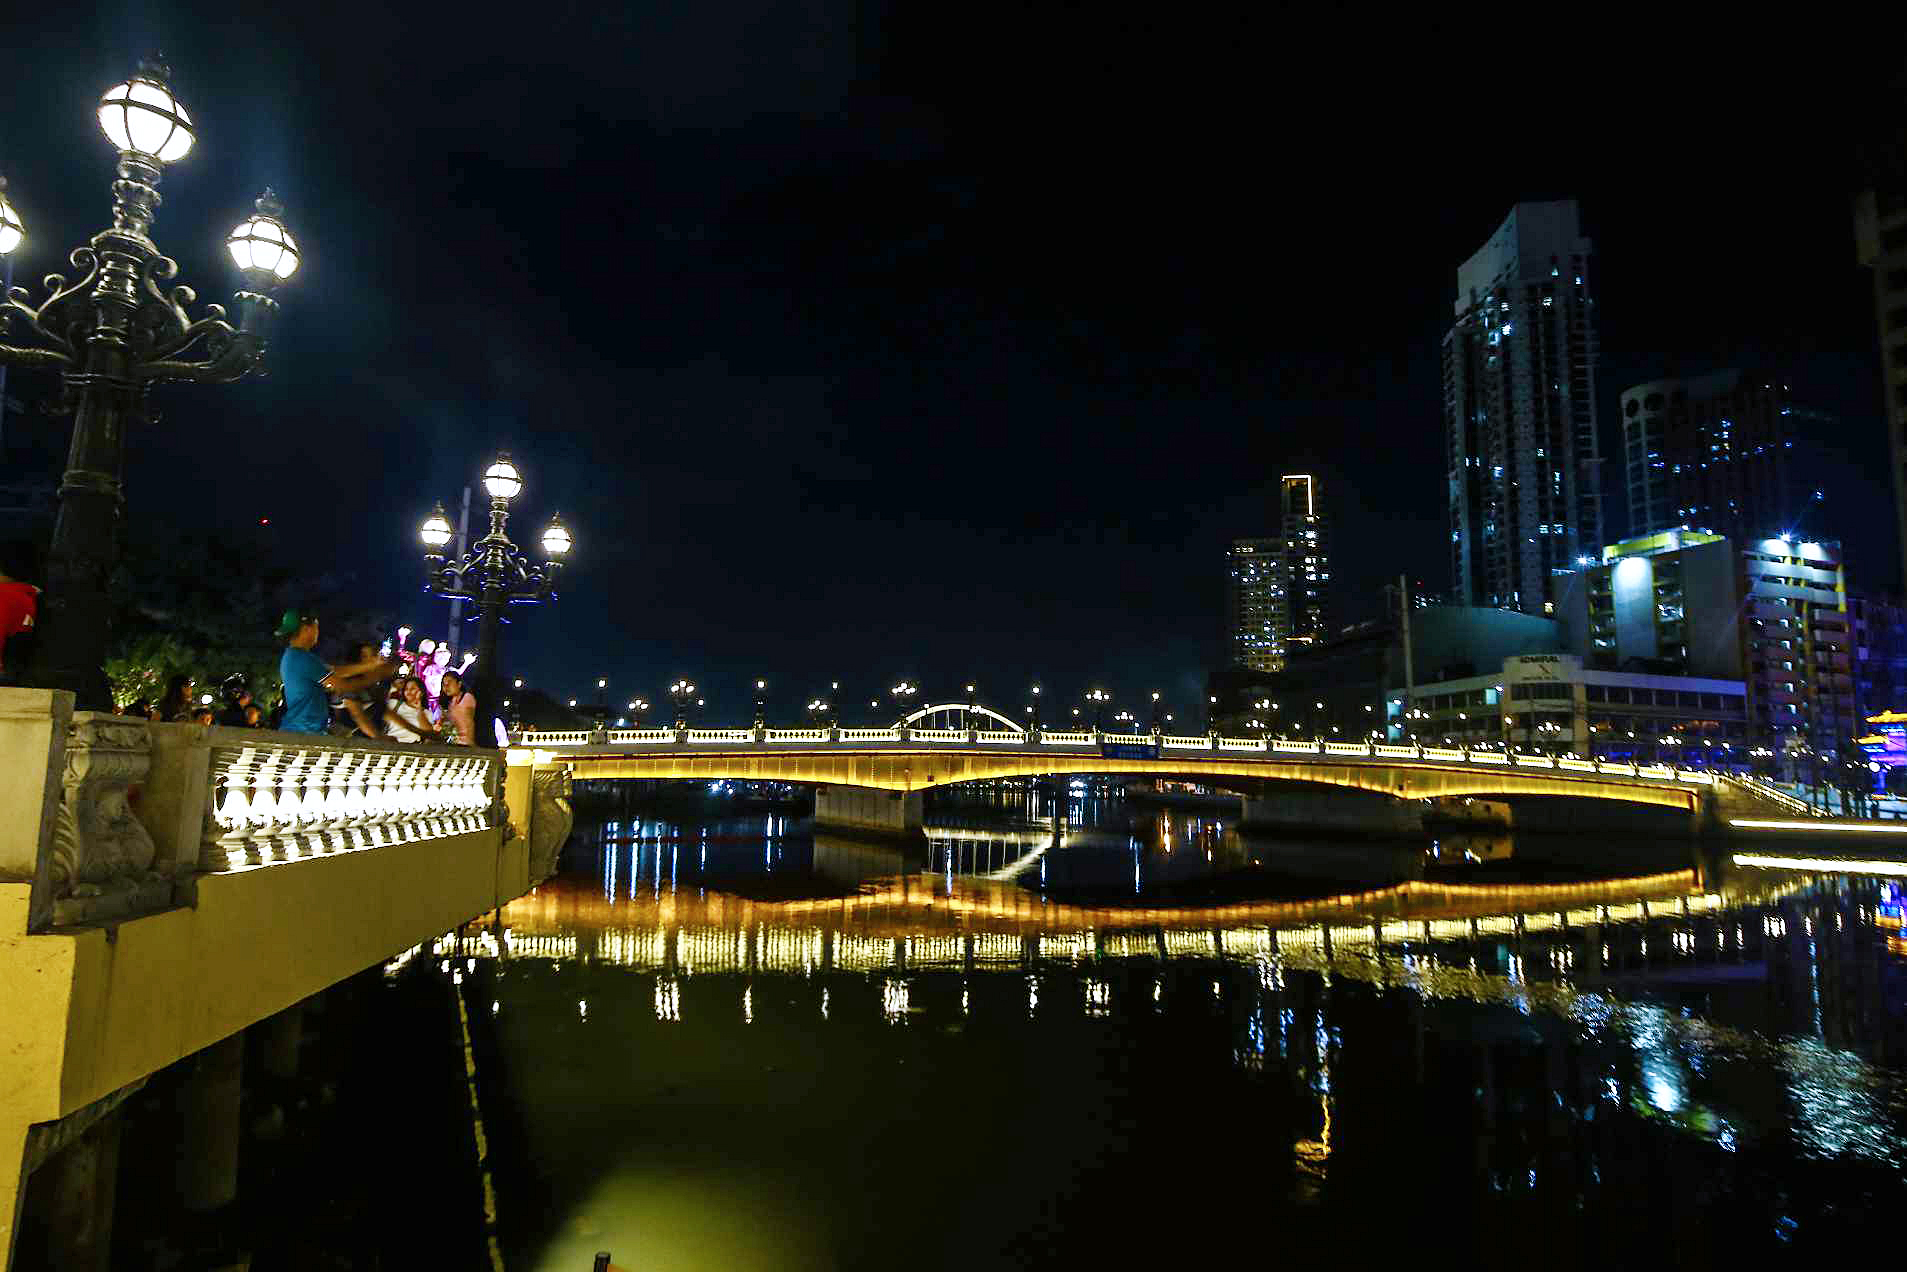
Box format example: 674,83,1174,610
205,735,498,870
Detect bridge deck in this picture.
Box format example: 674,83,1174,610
520,731,1732,813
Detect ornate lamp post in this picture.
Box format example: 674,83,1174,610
0,57,299,708
1028,684,1042,732
669,680,698,730
1085,687,1110,732
753,679,768,730
418,452,571,745
890,680,918,724
1149,691,1163,733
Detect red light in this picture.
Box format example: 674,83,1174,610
259,518,269,525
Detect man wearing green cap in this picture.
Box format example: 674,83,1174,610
276,608,395,734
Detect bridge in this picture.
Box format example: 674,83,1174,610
0,687,566,1269
514,711,1811,835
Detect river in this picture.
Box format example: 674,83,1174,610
415,788,1907,1266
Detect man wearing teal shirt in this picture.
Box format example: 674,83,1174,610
276,608,395,733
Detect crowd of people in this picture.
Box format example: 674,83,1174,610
111,608,481,746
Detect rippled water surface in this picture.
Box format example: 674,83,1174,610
420,790,1907,1267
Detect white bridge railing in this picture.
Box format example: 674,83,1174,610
206,736,497,870
516,724,1755,792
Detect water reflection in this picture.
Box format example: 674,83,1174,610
419,799,1907,1266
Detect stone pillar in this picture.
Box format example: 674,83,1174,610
31,1108,122,1272
258,1005,303,1082
813,786,923,837
175,1034,243,1212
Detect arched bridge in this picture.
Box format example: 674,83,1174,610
510,719,1804,834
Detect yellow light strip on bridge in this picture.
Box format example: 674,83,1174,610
1732,852,1907,875
1729,819,1907,834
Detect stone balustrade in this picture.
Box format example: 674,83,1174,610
0,688,501,932
204,735,496,870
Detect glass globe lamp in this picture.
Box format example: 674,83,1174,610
97,59,195,162
419,504,454,550
483,454,523,501
0,178,22,256
541,513,572,557
227,190,300,284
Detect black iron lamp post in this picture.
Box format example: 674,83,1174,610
1086,687,1110,731
669,680,698,730
1149,691,1163,733
754,679,768,730
1028,684,1042,732
419,452,572,746
0,56,299,708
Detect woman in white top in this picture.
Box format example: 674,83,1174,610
384,676,441,743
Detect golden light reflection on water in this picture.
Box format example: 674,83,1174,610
417,855,1907,1267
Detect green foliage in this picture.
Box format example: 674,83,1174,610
104,527,393,710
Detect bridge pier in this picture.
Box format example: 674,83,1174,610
1241,788,1423,836
814,786,924,838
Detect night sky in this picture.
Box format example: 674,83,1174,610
3,11,1902,720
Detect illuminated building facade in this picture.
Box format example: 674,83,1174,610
1212,605,1559,739
1276,474,1329,653
1618,370,1794,541
1854,186,1907,593
1557,530,1853,756
1225,538,1283,672
1444,200,1603,615
1392,653,1747,762
1225,476,1331,673
1852,593,1907,721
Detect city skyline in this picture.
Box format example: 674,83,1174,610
0,15,1898,715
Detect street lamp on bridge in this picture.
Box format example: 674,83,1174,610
1027,684,1042,732
0,56,301,708
669,680,699,730
1085,688,1110,732
754,679,768,730
890,681,918,723
419,452,572,745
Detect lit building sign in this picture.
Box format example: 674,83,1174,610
1858,710,1907,780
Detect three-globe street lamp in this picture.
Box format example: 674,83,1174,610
1085,688,1110,732
0,56,300,708
419,452,572,745
669,680,699,730
891,681,918,724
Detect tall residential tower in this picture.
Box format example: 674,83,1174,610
1618,370,1794,542
1444,200,1602,613
1856,187,1907,593
1276,474,1329,651
1225,474,1329,673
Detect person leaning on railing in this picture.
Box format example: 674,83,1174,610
382,674,443,744
275,607,397,735
439,668,476,745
